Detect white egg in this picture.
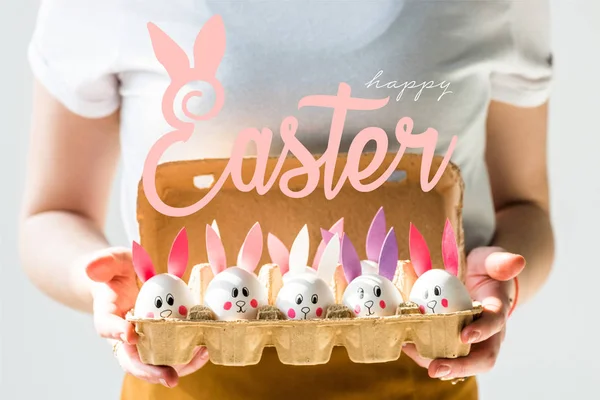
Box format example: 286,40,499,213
342,274,402,318
203,267,268,321
275,273,335,320
134,274,195,319
282,266,316,284
409,269,472,314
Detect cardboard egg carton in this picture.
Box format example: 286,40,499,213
128,152,483,366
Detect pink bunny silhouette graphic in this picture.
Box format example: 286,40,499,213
147,15,225,127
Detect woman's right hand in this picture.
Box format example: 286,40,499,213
85,247,209,388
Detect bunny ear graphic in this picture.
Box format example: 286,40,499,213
378,228,398,281
237,222,263,273
289,225,310,274
317,233,341,284
366,207,386,263
147,22,190,79
267,233,290,274
441,219,459,276
409,223,432,277
312,218,344,269
167,227,189,278
193,14,226,78
341,234,362,283
132,241,156,283
206,223,227,275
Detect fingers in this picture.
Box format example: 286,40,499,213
116,342,179,387
483,252,525,281
428,332,503,380
94,312,138,344
467,247,525,281
460,286,507,345
86,247,133,283
175,347,210,377
401,344,432,369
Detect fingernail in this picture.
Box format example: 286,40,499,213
199,348,209,359
120,333,128,344
435,365,451,378
467,330,481,343
159,379,171,388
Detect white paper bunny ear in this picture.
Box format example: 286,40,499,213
289,225,310,274
206,223,227,275
211,220,220,238
316,233,340,284
237,222,263,273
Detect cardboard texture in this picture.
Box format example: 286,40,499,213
128,152,483,366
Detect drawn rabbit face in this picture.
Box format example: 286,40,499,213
271,225,339,320
203,221,268,321
340,208,403,318
133,228,196,319
408,220,472,314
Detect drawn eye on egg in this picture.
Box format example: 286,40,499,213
311,294,318,304
423,289,429,299
373,285,382,297
231,287,239,298
434,285,442,296
242,287,249,297
358,287,364,299
295,294,303,305
154,296,163,309
166,293,174,306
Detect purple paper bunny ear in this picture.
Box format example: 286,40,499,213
341,233,362,283
377,228,398,281
441,219,459,277
366,207,386,263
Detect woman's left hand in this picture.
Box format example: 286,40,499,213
402,246,525,380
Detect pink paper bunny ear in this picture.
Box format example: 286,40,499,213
366,207,386,263
267,233,290,274
378,228,398,281
132,241,156,283
409,223,432,277
237,222,263,273
441,219,459,276
193,15,226,78
167,227,189,278
341,234,362,283
206,223,227,275
147,22,190,79
312,218,344,269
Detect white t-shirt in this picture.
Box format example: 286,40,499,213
28,0,553,252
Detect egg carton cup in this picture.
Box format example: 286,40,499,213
127,262,483,367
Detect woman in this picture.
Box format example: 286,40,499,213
20,1,555,399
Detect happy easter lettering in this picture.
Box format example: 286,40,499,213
141,16,456,218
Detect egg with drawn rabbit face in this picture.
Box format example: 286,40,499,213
204,267,268,321
342,273,402,317
203,221,269,321
408,220,474,315
276,273,335,320
129,227,196,320
409,269,472,314
269,225,340,320
134,274,195,319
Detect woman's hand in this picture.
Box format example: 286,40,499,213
86,248,209,388
402,246,525,380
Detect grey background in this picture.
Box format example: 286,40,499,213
1,1,599,399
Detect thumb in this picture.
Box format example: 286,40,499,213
469,247,525,281
86,247,133,283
